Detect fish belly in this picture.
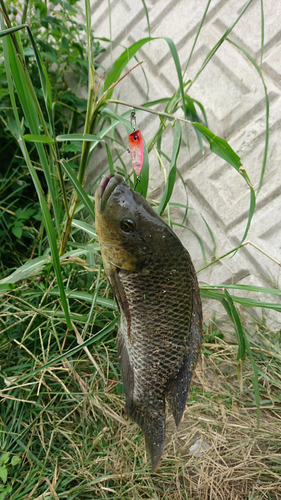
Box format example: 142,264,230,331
117,258,194,470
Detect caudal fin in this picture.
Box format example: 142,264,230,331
128,401,166,471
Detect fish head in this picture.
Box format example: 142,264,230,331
95,174,176,274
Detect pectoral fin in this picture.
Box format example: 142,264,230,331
107,269,131,336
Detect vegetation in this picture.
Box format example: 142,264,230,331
0,0,280,498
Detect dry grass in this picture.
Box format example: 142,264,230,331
62,336,281,500
1,285,281,499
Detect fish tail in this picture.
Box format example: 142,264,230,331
127,402,166,471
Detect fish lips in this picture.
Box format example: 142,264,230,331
98,174,125,212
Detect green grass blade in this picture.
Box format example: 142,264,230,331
260,0,264,67
157,120,182,215
192,98,209,127
28,287,117,310
201,283,281,296
0,256,51,284
185,95,204,151
23,134,55,143
222,291,246,361
201,215,216,260
18,319,117,383
184,0,211,75
175,168,189,224
104,142,115,175
200,288,281,313
239,185,256,245
72,219,96,237
103,37,186,115
25,25,54,133
191,122,242,170
60,159,95,220
5,30,62,232
56,133,101,142
141,0,151,37
186,0,253,92
226,38,269,193
100,107,131,130
2,27,72,330
173,222,207,264
191,121,256,244
223,290,260,426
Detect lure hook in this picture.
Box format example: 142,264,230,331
130,109,136,131
134,176,140,188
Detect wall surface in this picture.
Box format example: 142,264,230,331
77,0,281,329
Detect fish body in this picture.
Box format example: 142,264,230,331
128,129,144,176
95,174,203,470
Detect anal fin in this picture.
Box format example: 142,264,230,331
165,356,194,427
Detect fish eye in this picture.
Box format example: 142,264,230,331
134,135,138,141
120,218,135,234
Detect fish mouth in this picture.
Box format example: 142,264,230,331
98,174,125,211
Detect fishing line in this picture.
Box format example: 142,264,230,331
124,7,144,187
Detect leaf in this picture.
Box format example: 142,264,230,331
47,288,117,310
23,134,55,143
99,107,131,131
0,454,9,466
25,25,54,133
56,133,101,142
185,95,204,151
0,467,7,484
11,456,21,466
192,122,242,170
11,225,22,239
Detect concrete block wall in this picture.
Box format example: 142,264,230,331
77,0,281,330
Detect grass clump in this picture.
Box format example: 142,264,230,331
1,283,281,499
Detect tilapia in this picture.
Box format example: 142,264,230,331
95,173,203,471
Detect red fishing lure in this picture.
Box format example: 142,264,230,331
128,129,144,177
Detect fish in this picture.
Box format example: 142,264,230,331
128,129,144,177
95,173,203,471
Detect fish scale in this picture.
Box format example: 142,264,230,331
95,173,203,471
